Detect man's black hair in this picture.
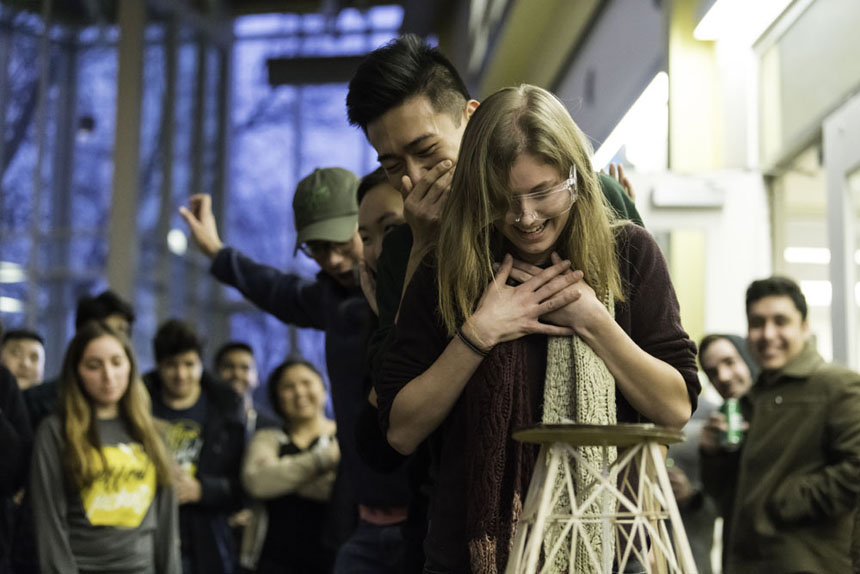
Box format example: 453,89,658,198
1,328,45,348
153,319,203,364
357,167,390,203
346,33,471,132
214,341,254,370
75,290,136,330
745,276,808,321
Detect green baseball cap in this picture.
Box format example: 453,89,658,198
293,167,360,254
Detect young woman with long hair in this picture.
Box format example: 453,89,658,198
240,359,339,574
30,321,179,574
376,84,700,573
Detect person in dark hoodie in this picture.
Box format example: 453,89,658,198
0,320,32,574
699,334,759,404
697,333,759,558
144,319,245,574
666,334,759,573
179,168,412,572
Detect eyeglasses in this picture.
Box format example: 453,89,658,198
509,165,578,224
299,240,354,259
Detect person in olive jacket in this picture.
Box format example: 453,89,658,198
701,276,860,574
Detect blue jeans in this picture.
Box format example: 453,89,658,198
333,520,405,574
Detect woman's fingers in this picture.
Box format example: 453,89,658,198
549,252,584,282
550,251,563,266
532,270,583,304
520,258,571,290
511,257,544,276
505,266,533,285
495,257,543,285
537,285,582,314
528,321,576,337
491,254,513,285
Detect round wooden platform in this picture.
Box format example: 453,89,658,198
512,423,685,447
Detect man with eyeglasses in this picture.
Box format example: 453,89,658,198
179,167,412,571
180,167,364,292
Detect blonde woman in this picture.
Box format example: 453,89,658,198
376,85,699,573
241,360,339,574
30,321,179,574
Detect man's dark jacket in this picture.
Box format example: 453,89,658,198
144,370,245,574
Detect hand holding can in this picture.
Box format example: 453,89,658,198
719,397,744,450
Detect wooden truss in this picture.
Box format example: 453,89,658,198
506,424,698,574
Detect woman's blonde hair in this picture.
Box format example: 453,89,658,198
60,321,173,489
437,84,624,335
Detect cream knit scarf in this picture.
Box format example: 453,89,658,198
541,293,617,573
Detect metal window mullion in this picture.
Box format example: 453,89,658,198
44,37,77,374
27,0,53,329
0,25,11,265
825,92,860,369
156,15,178,325
286,85,304,358
209,39,233,348
185,34,207,327
106,0,145,301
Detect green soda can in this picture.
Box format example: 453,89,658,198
719,397,744,451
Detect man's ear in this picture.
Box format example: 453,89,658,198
801,318,812,341
465,99,479,121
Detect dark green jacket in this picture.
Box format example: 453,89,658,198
702,343,860,574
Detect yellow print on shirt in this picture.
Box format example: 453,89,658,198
163,419,203,476
80,443,156,528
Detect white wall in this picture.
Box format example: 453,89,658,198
630,169,772,336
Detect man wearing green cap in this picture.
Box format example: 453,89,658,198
179,167,412,571
290,167,365,286
181,167,363,287
180,167,364,289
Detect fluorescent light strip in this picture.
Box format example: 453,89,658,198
783,247,830,265
797,280,860,307
0,296,24,313
784,247,860,266
694,0,793,44
0,261,27,284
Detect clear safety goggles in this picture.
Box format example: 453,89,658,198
508,165,577,224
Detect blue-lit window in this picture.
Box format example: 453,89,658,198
0,4,403,399
226,6,402,391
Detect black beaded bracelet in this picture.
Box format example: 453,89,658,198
457,325,489,357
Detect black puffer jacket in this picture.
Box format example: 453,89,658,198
0,366,31,574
